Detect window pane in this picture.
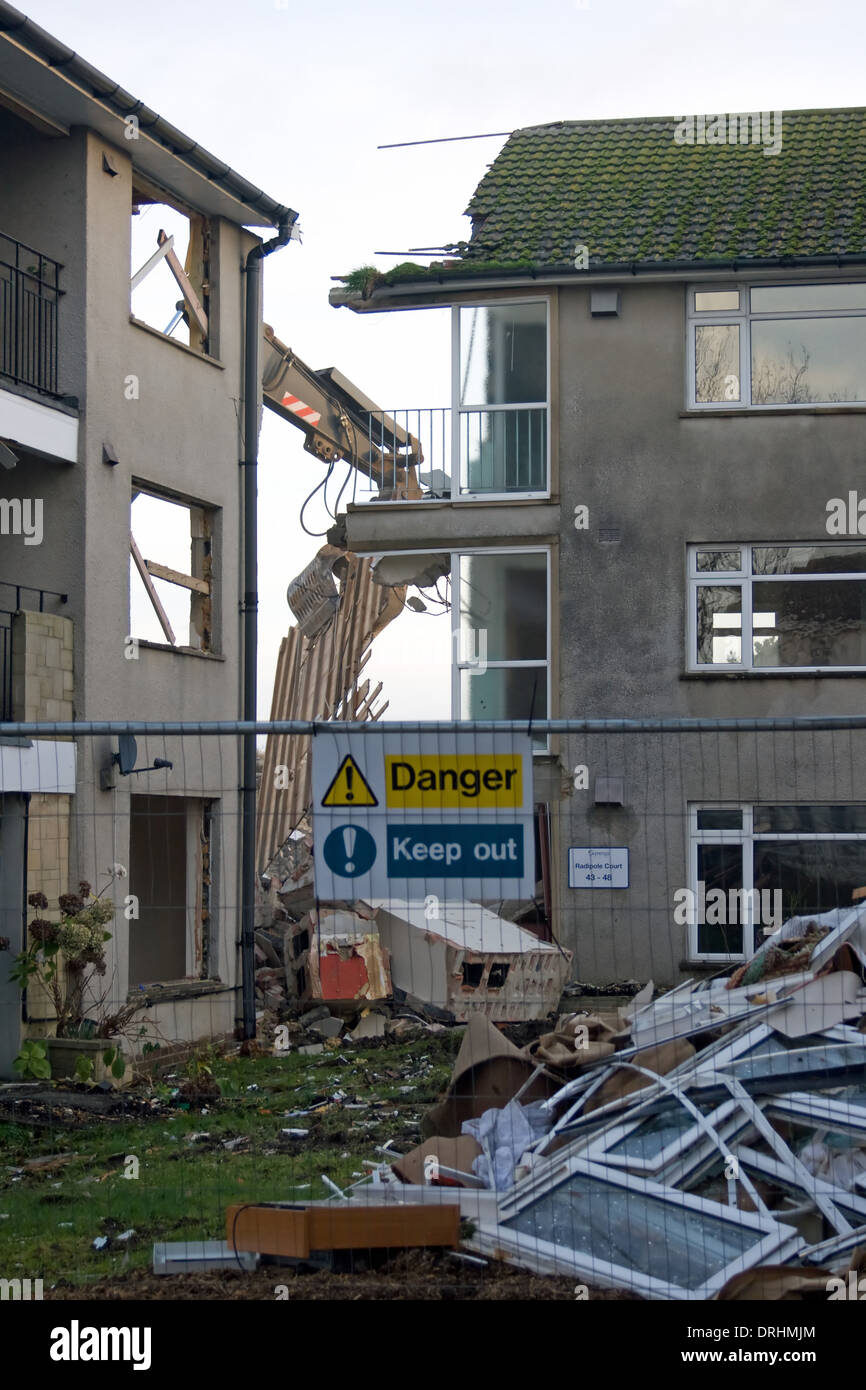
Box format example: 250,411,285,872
459,407,547,493
695,325,739,402
697,843,744,954
459,552,547,661
754,840,866,917
750,283,866,312
752,579,866,666
752,545,866,575
607,1107,698,1161
754,804,866,833
460,302,546,406
695,549,743,573
751,317,866,403
697,585,742,664
504,1173,759,1287
697,809,743,830
460,665,547,731
695,289,740,312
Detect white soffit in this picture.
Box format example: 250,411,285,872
0,386,78,463
0,739,76,793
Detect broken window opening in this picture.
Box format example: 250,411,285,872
461,961,484,989
487,962,510,989
131,180,212,354
129,485,216,652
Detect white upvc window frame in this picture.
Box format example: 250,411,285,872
452,545,550,744
489,1157,795,1299
356,544,551,751
687,542,866,674
687,802,866,962
686,280,866,410
452,298,550,501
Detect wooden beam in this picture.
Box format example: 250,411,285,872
130,534,176,644
144,559,209,594
131,234,174,291
158,229,208,338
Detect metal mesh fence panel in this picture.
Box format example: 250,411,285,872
1,717,865,1303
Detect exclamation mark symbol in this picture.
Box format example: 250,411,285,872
343,826,357,874
345,762,354,801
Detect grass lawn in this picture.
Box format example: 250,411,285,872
0,1031,461,1290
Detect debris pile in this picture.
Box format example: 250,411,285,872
235,899,866,1300
255,869,571,1024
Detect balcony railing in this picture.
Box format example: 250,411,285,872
0,582,68,720
0,232,62,397
360,407,548,502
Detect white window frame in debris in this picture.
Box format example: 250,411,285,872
687,542,866,672
471,1157,797,1298
687,281,866,409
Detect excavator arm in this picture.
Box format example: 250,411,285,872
261,324,422,498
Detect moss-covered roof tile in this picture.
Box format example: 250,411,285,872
452,109,866,273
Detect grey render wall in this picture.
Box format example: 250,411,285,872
343,278,866,986
2,118,258,1031
555,279,866,984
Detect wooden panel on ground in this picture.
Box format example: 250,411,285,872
226,1202,460,1258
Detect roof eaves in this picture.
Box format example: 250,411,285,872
330,251,866,310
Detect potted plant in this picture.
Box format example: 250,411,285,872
9,876,143,1086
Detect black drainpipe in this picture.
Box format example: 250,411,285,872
241,213,296,1040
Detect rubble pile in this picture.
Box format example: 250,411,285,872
255,860,571,1024
299,899,866,1299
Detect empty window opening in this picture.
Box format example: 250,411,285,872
130,486,215,651
128,795,213,986
462,961,484,988
487,962,510,989
131,181,211,353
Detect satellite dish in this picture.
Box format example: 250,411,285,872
116,734,138,776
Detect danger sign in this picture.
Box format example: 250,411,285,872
321,755,378,808
385,754,522,808
311,731,535,899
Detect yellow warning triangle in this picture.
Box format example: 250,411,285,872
321,754,378,807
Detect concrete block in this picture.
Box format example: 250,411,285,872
350,1012,386,1040
307,1015,344,1039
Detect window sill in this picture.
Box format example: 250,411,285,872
679,959,742,971
136,639,224,660
681,669,866,679
130,979,230,1005
681,406,866,418
129,316,224,368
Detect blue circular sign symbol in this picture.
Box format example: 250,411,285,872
323,824,377,878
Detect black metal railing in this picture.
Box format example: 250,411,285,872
0,231,62,396
0,582,68,720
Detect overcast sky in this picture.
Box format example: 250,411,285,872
21,0,866,719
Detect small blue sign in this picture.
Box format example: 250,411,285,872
387,823,524,878
323,823,377,878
